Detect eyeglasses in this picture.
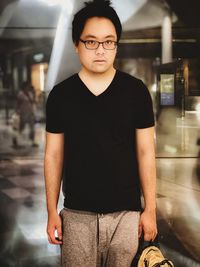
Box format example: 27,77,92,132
79,39,117,50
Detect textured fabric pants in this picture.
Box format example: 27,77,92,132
60,208,140,267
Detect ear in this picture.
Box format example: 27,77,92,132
74,41,79,54
74,46,78,54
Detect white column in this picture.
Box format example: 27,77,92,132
161,11,172,64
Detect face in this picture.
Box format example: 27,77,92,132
75,17,117,74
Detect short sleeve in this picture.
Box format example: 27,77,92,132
135,80,155,129
45,86,64,133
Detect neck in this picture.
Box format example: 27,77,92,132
79,67,116,81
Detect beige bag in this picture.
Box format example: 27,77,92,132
137,245,174,267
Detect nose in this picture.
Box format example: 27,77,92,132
95,43,105,54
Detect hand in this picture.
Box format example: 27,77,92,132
138,209,157,241
47,211,63,245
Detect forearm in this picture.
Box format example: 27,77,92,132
138,150,157,240
138,150,156,212
44,153,63,214
136,126,157,240
136,127,157,212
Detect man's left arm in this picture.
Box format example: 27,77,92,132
136,126,157,241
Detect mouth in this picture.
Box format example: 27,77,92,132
94,60,106,64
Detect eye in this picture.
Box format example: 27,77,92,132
86,40,97,46
105,40,114,45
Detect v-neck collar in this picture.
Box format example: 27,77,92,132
76,70,118,99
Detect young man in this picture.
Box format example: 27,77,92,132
44,1,157,266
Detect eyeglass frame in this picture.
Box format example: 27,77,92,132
79,39,118,50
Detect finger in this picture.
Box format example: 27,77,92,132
47,227,62,245
48,235,53,244
144,232,153,241
57,225,63,241
138,223,142,238
49,235,62,245
152,236,156,242
47,227,55,243
145,231,157,242
53,238,62,245
151,233,156,241
50,231,63,245
152,231,158,241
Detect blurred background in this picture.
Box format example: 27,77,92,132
0,0,200,266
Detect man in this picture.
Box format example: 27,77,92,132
44,1,157,266
13,81,38,147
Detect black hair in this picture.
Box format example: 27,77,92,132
72,0,122,45
21,81,30,90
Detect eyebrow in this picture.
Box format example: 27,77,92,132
83,34,116,39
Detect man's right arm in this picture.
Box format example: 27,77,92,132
44,132,64,245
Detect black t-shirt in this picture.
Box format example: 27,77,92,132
46,70,154,213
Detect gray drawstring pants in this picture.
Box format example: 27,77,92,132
60,208,140,267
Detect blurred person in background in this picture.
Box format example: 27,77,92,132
44,1,157,266
12,81,38,148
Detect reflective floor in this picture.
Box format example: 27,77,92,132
0,110,200,267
